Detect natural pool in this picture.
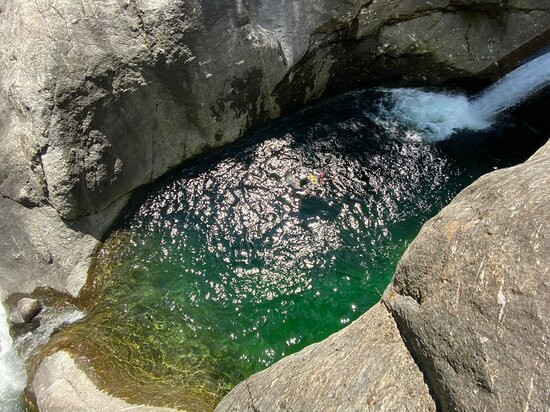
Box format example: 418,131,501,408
48,85,546,410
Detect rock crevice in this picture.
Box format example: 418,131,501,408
381,142,550,411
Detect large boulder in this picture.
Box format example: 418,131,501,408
1,0,549,296
382,140,550,411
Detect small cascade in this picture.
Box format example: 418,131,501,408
0,301,25,412
0,300,84,411
15,307,85,360
377,51,550,141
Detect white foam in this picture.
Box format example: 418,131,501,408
15,307,84,360
377,51,550,142
378,89,489,141
0,302,25,412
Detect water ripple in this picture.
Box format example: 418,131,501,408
51,88,545,410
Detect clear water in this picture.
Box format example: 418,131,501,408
49,87,546,411
0,52,547,412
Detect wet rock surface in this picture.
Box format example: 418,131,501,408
8,298,42,326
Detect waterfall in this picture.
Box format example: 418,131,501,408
377,51,550,141
0,49,548,412
472,51,550,121
0,301,25,412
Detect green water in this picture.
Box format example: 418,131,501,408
57,89,545,410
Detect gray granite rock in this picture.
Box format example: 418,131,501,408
383,140,550,411
1,0,548,296
32,351,178,412
0,193,129,297
8,297,42,325
216,303,436,412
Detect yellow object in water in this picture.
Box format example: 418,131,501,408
308,174,319,185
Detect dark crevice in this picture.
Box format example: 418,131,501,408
126,0,151,49
380,296,442,412
245,382,259,412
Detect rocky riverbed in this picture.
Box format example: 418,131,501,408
0,1,549,411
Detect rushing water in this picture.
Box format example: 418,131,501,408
379,51,550,141
0,301,25,412
0,299,84,412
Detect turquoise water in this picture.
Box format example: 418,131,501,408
59,89,545,410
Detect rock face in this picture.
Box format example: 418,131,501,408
1,0,549,296
31,351,177,411
216,303,436,411
383,140,550,411
0,194,128,296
